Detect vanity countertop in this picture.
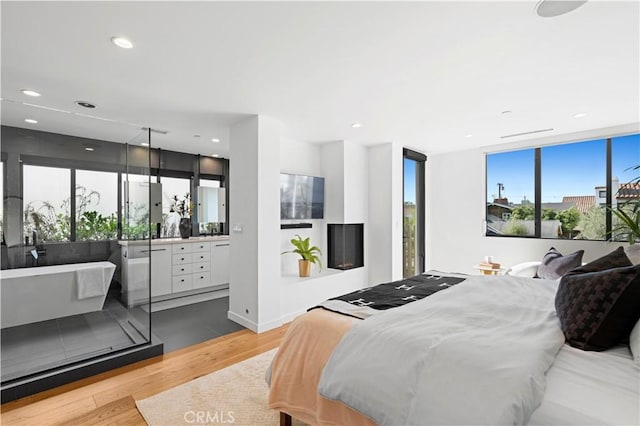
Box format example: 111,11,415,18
118,236,230,246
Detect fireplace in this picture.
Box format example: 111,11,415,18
327,223,364,270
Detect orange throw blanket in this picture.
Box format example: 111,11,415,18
268,309,376,425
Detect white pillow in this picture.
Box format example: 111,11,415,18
505,261,541,278
630,318,640,368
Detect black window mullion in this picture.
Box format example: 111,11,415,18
606,138,613,240
534,148,542,238
70,168,76,241
117,172,123,240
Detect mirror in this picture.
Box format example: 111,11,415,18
197,187,226,223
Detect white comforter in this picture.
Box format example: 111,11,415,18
318,275,566,426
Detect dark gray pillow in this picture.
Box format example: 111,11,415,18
556,264,640,351
536,247,584,280
565,246,632,275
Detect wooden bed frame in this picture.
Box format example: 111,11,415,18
280,412,292,426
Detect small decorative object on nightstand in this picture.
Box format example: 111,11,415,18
474,257,503,275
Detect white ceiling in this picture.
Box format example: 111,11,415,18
1,1,639,158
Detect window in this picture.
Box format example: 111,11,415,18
612,133,640,241
486,149,535,237
199,178,220,188
76,169,118,241
541,139,605,239
122,173,153,240
403,149,426,278
160,176,191,238
486,133,640,241
23,165,71,243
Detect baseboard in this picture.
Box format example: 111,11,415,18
227,310,258,332
226,311,283,333
142,289,229,313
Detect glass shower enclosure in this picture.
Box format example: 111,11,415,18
0,124,154,398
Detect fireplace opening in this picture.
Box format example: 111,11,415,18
327,223,364,270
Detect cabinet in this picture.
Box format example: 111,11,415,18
150,245,172,297
119,237,230,306
171,241,212,292
211,241,230,286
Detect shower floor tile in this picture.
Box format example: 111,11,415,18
1,303,137,382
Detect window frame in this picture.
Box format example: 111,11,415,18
486,134,638,241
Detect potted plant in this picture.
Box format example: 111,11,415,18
282,234,322,277
610,165,640,262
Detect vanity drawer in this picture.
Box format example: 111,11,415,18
172,274,193,293
192,242,211,253
192,261,210,273
172,243,193,254
192,271,211,289
172,253,193,264
192,251,210,263
172,263,193,276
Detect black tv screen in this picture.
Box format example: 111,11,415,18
280,173,325,219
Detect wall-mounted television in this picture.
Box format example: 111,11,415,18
280,173,325,220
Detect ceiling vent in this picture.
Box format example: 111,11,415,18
500,128,554,139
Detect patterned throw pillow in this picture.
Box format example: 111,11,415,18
536,247,584,280
565,246,632,275
555,264,640,351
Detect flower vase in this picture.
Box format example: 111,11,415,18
179,218,191,239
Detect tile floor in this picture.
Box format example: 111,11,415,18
1,296,244,382
150,297,245,353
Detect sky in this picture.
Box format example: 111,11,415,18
486,133,640,203
404,158,416,204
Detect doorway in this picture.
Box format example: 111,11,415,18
403,149,426,278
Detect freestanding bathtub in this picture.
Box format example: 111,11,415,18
0,261,116,329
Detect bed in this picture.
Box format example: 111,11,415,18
267,266,640,425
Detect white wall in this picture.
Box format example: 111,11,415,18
278,139,377,321
280,138,325,277
426,123,640,273
228,115,281,333
368,143,404,283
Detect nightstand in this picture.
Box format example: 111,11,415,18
473,265,505,275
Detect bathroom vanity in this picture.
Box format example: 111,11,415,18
119,236,230,307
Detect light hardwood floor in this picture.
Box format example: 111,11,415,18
1,324,288,426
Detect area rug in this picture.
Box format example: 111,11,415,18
136,349,303,426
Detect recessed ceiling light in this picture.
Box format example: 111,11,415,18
21,89,41,97
24,118,38,124
111,36,134,49
84,147,95,152
535,0,587,18
141,142,150,147
573,112,587,118
75,101,96,109
465,134,473,138
211,138,220,143
351,123,362,128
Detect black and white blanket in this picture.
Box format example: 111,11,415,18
310,272,467,319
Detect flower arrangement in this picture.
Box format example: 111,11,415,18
170,193,193,218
